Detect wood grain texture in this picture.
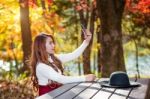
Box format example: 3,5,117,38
36,78,150,99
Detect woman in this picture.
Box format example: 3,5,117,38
30,29,96,96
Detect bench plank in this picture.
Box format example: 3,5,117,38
92,87,116,99
55,82,92,99
128,79,150,99
73,83,101,99
92,78,136,99
36,83,79,99
36,78,150,99
110,88,132,99
110,79,136,99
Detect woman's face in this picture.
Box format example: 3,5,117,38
45,37,55,54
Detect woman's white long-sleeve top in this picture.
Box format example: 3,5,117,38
36,40,88,85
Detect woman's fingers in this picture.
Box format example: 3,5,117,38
82,29,92,44
85,74,96,81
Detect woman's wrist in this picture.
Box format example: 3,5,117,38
83,40,90,46
85,35,92,44
83,29,92,44
85,74,96,81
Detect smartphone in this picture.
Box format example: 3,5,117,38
81,24,86,36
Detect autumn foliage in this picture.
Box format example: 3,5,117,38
0,0,150,98
126,0,150,14
125,0,150,26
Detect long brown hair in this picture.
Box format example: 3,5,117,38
30,33,63,91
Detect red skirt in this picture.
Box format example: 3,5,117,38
39,83,62,96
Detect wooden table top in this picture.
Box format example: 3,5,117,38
36,78,150,99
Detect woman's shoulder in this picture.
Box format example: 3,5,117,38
36,62,50,70
36,62,56,74
37,62,46,66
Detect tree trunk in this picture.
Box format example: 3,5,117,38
78,7,91,74
96,0,126,77
134,40,140,78
88,5,96,74
96,25,101,77
41,0,46,10
74,6,81,75
19,0,32,72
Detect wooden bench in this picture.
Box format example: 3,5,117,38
36,78,150,99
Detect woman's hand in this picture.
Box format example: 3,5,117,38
85,74,96,81
84,29,92,44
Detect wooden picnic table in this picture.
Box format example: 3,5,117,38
36,78,150,99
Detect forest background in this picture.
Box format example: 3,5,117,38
0,0,150,98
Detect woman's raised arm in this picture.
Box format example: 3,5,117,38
56,30,92,63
